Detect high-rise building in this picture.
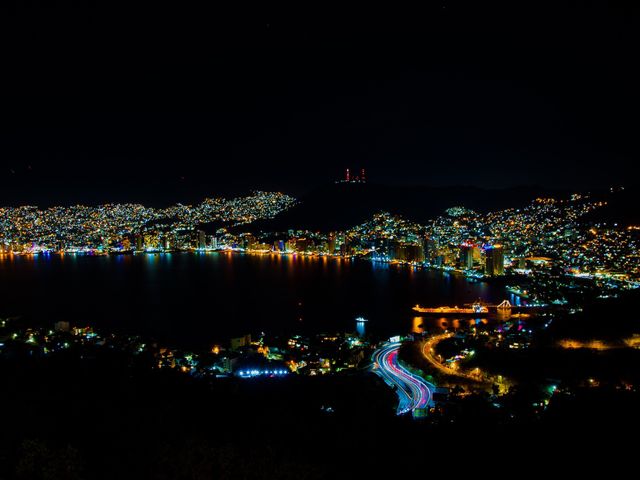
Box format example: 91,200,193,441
230,334,252,351
422,236,436,261
340,237,352,256
54,321,70,333
327,235,336,254
459,244,481,269
459,244,474,270
484,245,504,276
295,237,310,252
391,243,425,263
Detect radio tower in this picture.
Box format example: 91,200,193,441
346,168,350,182
361,168,366,183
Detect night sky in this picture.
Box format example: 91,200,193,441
1,2,638,206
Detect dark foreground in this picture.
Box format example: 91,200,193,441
1,346,638,480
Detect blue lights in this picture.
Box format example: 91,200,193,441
236,369,289,378
356,317,367,337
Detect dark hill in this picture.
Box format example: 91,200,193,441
245,183,563,233
582,186,640,227
545,288,640,341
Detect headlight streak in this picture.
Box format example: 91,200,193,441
372,341,434,416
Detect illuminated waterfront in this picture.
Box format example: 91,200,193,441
0,252,508,347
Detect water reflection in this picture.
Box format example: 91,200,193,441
0,252,511,348
411,317,424,334
509,293,523,307
356,318,367,337
432,317,489,331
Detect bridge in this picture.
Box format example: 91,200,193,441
496,300,512,309
463,299,515,309
464,299,540,311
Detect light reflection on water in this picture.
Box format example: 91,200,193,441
413,316,494,332
411,317,424,334
356,320,366,337
0,252,513,347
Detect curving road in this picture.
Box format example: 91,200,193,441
422,333,486,381
372,341,434,416
421,334,512,393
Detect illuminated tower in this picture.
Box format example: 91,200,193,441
484,245,504,276
346,168,350,182
361,168,366,182
459,244,474,270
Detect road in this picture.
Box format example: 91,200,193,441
421,333,502,388
421,332,480,380
372,341,434,416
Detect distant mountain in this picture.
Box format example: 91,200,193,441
243,183,564,233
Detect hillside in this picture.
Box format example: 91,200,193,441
582,186,640,227
243,183,563,233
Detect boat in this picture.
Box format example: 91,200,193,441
413,302,489,315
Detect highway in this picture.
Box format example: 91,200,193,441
372,341,434,416
421,333,511,393
422,333,486,381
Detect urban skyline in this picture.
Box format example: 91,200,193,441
1,2,638,478
2,183,638,306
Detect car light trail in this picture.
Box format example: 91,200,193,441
372,341,434,416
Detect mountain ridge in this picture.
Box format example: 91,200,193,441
241,183,569,233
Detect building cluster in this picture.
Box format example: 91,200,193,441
0,318,371,380
2,188,639,296
220,331,370,377
424,197,607,275
218,192,638,304
238,194,638,280
0,191,295,253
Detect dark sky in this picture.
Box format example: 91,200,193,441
1,1,638,206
